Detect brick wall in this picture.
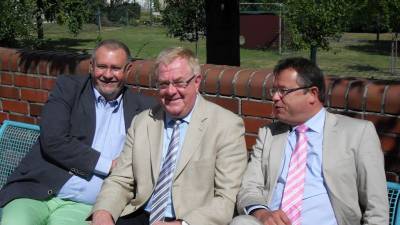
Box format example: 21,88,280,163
1,47,400,180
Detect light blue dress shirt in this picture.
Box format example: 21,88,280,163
57,88,125,205
247,108,338,225
144,107,194,218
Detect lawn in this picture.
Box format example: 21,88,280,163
40,23,400,80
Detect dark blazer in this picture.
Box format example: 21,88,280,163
0,74,156,207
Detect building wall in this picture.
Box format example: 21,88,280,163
1,47,400,180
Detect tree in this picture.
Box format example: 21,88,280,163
284,0,352,63
388,0,400,35
161,0,206,54
0,0,36,46
34,0,93,40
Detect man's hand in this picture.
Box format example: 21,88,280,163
91,210,115,225
252,208,291,225
152,220,182,225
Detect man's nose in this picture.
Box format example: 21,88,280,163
271,91,281,102
166,83,178,94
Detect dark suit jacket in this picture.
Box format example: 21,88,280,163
0,74,156,207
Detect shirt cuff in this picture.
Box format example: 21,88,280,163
94,155,112,176
244,204,270,215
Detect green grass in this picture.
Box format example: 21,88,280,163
39,23,400,80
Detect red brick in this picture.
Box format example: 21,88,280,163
347,80,365,111
243,117,272,134
219,68,237,96
248,70,273,100
233,70,253,97
2,100,29,114
0,112,8,123
41,77,56,90
136,60,154,87
30,103,44,116
37,59,49,75
19,57,38,74
380,135,398,153
139,88,159,98
15,75,40,88
204,96,239,114
328,79,350,109
0,72,13,85
8,52,21,72
364,114,400,134
242,100,273,117
127,60,143,85
0,86,19,99
202,66,223,94
386,172,399,183
384,84,400,114
245,134,257,151
75,58,90,76
9,114,36,124
365,83,385,113
21,89,48,103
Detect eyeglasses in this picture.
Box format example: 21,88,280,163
156,75,197,90
94,63,126,74
269,86,312,97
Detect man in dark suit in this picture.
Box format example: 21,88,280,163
0,40,155,225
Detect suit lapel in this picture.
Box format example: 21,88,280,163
81,77,96,141
268,126,289,195
322,112,339,190
174,95,207,179
122,88,139,130
148,106,164,182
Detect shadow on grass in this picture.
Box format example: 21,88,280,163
346,64,380,72
345,40,393,56
37,38,96,54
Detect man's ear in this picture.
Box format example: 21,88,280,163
89,60,94,73
308,86,320,103
124,62,133,72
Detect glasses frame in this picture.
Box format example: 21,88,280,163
156,74,197,90
269,86,312,97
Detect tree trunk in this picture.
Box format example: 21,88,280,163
376,14,380,42
310,45,317,64
36,0,44,40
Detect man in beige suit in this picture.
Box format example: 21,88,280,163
91,47,248,225
231,57,388,225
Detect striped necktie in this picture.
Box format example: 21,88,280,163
150,119,182,224
281,124,308,225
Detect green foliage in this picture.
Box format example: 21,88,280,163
57,0,91,36
284,0,352,52
0,0,36,46
107,2,141,25
161,0,206,42
388,0,400,33
349,0,390,33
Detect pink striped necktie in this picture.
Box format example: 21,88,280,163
281,124,308,225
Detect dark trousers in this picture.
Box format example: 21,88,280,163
115,208,149,225
115,208,176,225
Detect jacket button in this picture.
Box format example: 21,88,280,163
47,189,53,195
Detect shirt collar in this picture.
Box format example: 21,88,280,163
93,87,123,108
294,108,326,134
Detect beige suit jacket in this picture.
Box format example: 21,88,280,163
236,111,388,225
92,95,248,225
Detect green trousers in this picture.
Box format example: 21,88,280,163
1,197,91,225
